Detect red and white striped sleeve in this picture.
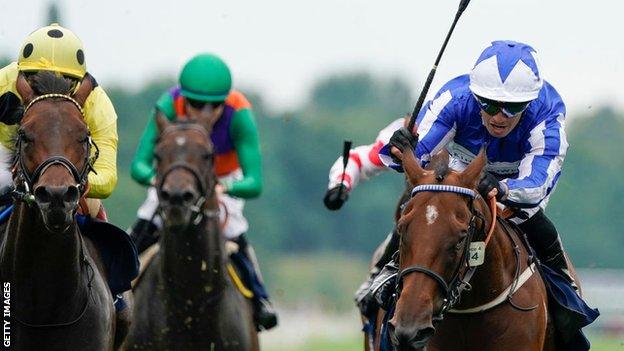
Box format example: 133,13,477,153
327,118,404,190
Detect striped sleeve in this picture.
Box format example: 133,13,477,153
379,90,457,171
327,118,403,190
502,109,568,208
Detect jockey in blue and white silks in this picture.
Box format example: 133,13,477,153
371,40,580,306
381,40,567,220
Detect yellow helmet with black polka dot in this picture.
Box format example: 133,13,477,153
18,23,86,79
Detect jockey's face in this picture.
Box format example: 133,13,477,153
480,109,522,138
185,99,224,130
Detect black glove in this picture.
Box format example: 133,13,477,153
323,185,349,211
477,172,506,201
388,127,418,164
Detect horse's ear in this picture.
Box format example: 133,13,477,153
73,74,94,107
16,73,34,105
460,148,487,189
402,146,432,186
155,111,171,134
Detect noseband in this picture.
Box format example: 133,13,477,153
395,184,487,321
13,94,98,204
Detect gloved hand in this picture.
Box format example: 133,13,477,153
388,127,418,164
477,172,507,201
323,185,349,211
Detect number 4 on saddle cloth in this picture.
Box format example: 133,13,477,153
0,204,140,311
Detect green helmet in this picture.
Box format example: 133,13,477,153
179,53,232,102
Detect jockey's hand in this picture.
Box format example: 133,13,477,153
389,127,418,164
323,185,349,211
477,172,507,201
215,183,227,196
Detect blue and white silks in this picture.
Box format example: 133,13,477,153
380,74,568,211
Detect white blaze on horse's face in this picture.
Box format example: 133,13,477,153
426,205,439,225
175,136,186,147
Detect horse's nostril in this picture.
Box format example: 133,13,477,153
414,326,435,344
64,185,80,203
161,190,171,202
34,186,51,203
182,190,195,203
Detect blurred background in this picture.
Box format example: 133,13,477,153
2,1,623,349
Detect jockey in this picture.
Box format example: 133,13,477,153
374,40,576,304
0,24,127,307
322,118,406,315
129,53,278,331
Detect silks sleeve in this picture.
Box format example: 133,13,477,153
227,108,263,198
82,86,119,199
130,92,176,186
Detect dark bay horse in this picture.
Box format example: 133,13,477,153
126,114,258,350
0,72,116,350
376,149,554,351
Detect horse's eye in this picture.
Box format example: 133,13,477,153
154,154,161,162
454,230,469,251
203,153,213,160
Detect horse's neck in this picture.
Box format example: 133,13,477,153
161,209,225,299
1,203,86,315
459,217,527,308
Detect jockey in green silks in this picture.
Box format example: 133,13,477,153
129,53,277,331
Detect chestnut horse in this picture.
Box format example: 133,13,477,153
376,149,554,351
126,114,258,350
0,72,117,350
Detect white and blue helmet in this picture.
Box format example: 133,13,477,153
469,40,543,102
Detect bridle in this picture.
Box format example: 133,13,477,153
395,184,495,321
156,123,218,225
13,93,99,205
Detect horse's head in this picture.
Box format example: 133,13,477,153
14,72,95,233
388,147,487,350
154,113,216,228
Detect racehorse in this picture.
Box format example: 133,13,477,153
126,113,258,350
375,148,555,351
0,72,117,350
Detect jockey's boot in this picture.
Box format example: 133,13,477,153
520,209,579,291
128,218,159,255
372,256,400,310
542,238,579,291
355,229,400,316
233,234,278,331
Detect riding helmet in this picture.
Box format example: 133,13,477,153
18,23,87,79
469,40,543,102
179,53,232,102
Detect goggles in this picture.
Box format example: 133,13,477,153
186,98,223,110
474,94,530,118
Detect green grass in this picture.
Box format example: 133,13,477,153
590,334,624,350
265,337,360,351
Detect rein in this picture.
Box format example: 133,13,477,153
395,184,496,320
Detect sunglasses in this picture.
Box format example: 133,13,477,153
474,95,530,118
186,98,223,110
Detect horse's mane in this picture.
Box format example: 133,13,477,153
426,150,450,181
26,71,75,96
